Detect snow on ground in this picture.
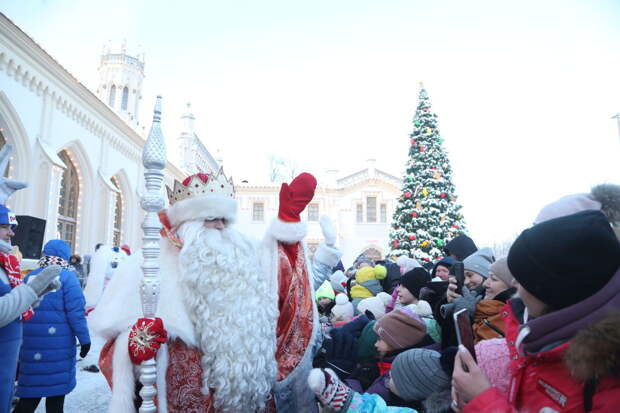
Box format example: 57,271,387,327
33,337,110,412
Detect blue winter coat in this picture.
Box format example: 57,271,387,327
16,264,90,398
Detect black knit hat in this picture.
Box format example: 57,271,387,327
508,210,620,310
400,267,431,299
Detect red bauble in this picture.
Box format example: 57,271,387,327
440,193,446,198
419,146,426,152
423,107,429,112
404,192,412,199
452,224,459,229
408,235,416,241
410,139,417,146
392,240,399,248
411,211,418,217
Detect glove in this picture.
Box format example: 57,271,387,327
452,286,482,319
128,317,168,364
27,265,62,296
322,327,357,379
80,343,91,358
319,215,336,246
278,173,317,222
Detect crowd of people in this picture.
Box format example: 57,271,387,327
0,146,619,413
308,184,620,413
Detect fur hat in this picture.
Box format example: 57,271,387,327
489,257,514,287
167,171,237,228
390,349,451,401
331,294,354,321
400,267,432,299
463,247,495,279
357,292,391,319
534,184,620,226
330,270,348,293
508,210,620,309
374,307,426,350
396,256,422,273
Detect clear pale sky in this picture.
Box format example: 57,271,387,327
2,0,619,247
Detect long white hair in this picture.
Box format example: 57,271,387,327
177,220,278,412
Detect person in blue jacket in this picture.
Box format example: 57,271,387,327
13,240,90,413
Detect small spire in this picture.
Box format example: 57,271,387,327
152,96,162,123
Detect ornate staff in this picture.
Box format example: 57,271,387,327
138,96,166,412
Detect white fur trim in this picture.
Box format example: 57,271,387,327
307,369,325,393
266,218,307,243
156,343,169,413
167,195,237,227
314,243,342,268
108,331,136,413
90,239,197,347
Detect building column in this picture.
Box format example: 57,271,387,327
105,190,117,245
43,164,64,241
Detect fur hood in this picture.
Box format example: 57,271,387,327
423,389,453,413
564,311,620,382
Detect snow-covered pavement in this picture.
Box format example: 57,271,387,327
33,337,110,412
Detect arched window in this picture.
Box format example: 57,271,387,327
0,131,8,177
121,87,129,111
57,151,79,250
111,177,123,246
109,85,116,107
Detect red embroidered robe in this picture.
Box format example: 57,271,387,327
100,242,314,412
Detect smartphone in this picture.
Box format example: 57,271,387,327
425,280,449,295
453,308,476,363
450,261,465,296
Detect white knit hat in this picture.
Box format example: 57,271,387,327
357,292,391,320
331,294,354,321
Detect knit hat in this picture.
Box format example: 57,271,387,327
489,257,514,287
475,338,511,394
357,292,391,319
356,320,379,361
444,235,478,260
534,184,620,226
0,204,17,227
331,294,354,321
330,270,348,293
463,247,495,278
400,267,432,299
354,254,375,268
508,210,620,310
374,307,427,350
390,349,451,401
316,280,336,302
396,256,422,274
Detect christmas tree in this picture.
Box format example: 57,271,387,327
388,85,467,262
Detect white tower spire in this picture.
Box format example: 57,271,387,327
96,42,145,128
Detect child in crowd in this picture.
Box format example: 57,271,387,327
350,264,387,311
316,279,336,317
357,292,391,320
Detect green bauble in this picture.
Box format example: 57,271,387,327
414,120,421,127
436,239,445,247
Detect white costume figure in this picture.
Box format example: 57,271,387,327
90,170,341,413
83,245,128,312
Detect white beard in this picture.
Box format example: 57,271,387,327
177,221,278,413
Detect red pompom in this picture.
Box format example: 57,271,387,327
440,193,447,199
392,240,400,248
404,192,412,199
128,318,168,364
409,235,416,241
419,146,426,152
411,211,418,218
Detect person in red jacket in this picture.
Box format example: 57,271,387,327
452,210,620,413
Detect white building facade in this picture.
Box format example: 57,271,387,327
0,14,218,256
236,160,402,267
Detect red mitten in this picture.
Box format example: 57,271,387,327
128,317,168,364
278,172,317,222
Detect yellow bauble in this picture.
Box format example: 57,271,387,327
422,188,429,196
426,127,433,134
421,240,430,247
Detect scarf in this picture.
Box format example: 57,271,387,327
38,255,72,270
0,252,33,320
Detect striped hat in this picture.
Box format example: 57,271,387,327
391,348,450,401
